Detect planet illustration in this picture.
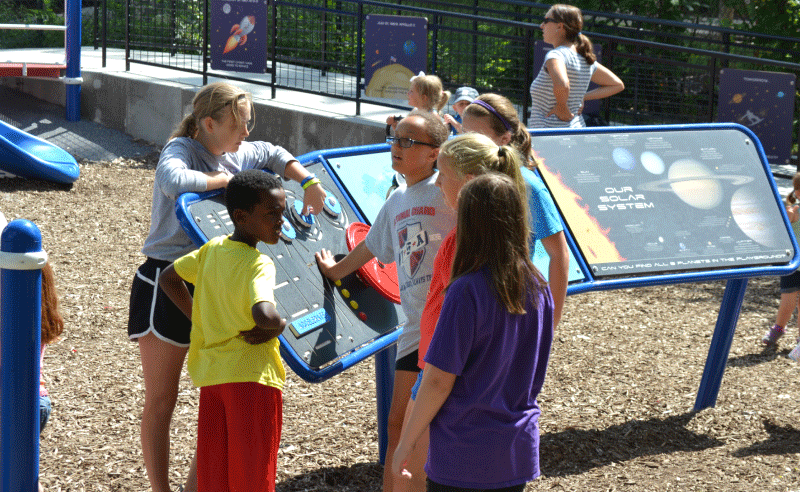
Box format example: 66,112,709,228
731,187,781,248
731,93,743,104
640,151,665,175
403,40,416,57
667,159,723,209
612,147,635,170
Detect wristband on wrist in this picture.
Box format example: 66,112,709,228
300,174,316,187
302,177,321,190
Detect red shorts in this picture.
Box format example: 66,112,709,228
197,382,283,492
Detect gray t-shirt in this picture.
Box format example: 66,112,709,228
365,172,456,361
142,137,294,261
528,45,597,128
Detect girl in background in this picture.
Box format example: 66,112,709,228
387,73,451,133
528,4,624,128
394,172,554,491
462,93,568,326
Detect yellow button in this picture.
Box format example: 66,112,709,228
350,300,359,310
341,289,350,298
334,280,341,287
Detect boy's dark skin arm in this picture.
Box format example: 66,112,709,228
158,264,193,320
240,301,286,345
159,263,286,345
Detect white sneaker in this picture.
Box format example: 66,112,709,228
789,338,800,362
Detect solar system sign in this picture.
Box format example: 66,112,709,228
534,125,795,278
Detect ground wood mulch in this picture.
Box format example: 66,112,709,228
1,156,798,492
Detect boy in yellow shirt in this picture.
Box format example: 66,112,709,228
159,169,287,491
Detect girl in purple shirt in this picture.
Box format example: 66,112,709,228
393,173,554,491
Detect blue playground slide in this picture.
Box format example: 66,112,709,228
0,119,79,184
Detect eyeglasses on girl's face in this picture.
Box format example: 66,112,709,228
386,136,437,148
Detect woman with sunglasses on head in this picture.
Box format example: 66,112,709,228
127,81,325,492
529,4,624,128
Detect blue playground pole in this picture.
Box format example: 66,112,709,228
694,277,749,411
65,0,82,122
375,344,396,465
0,220,46,492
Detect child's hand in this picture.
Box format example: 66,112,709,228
315,249,337,278
239,321,285,345
443,114,462,133
302,182,326,216
391,442,413,479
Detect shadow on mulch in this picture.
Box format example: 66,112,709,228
0,177,74,192
278,462,383,491
540,412,722,477
727,346,792,368
733,419,800,457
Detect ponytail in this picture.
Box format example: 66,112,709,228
574,33,597,65
170,113,199,140
439,133,528,203
435,90,451,112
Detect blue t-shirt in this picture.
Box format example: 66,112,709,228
424,267,554,489
522,165,563,245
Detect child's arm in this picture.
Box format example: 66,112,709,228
239,301,286,345
158,264,193,320
392,364,456,479
541,231,569,328
315,241,375,281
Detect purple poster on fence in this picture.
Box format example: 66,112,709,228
717,68,796,165
533,40,602,116
364,15,427,100
210,0,268,73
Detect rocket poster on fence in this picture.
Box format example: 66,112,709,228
717,68,796,165
210,0,268,73
364,15,427,100
533,127,795,278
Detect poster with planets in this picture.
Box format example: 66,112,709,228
364,15,427,100
534,126,795,278
210,0,268,73
717,68,796,165
533,40,602,115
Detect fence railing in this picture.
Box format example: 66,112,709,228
86,0,800,146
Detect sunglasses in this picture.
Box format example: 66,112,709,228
386,136,438,148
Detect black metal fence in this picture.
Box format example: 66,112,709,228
86,0,800,148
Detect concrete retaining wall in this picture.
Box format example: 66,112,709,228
2,70,386,155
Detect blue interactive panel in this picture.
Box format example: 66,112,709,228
177,147,407,382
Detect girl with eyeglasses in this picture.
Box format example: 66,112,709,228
529,4,624,128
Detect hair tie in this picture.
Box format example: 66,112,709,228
577,31,582,36
471,99,512,133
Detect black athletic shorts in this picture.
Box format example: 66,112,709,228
127,257,194,347
780,269,800,294
395,349,421,373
